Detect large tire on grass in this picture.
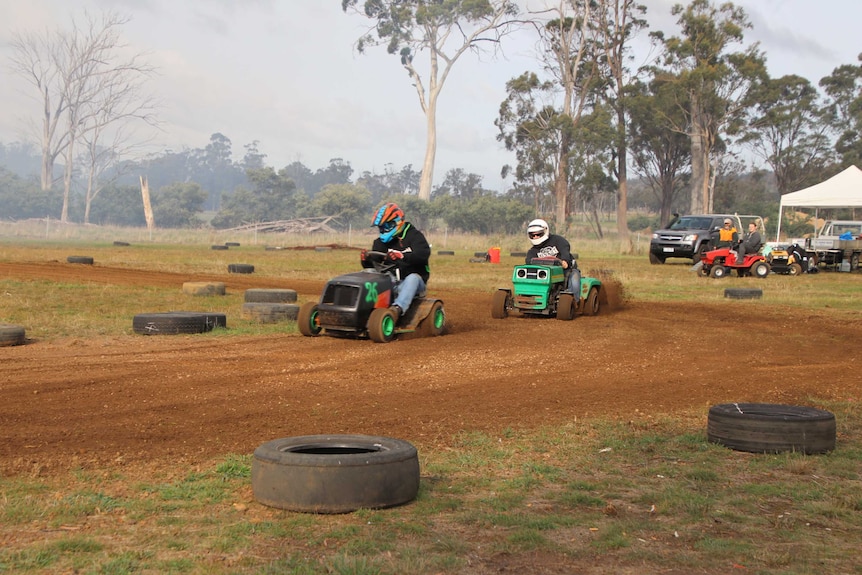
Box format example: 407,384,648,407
67,255,94,264
510,251,527,258
244,288,297,303
211,245,228,250
491,290,510,319
251,434,420,513
583,286,600,316
724,288,762,300
297,302,322,336
241,303,300,323
133,312,212,335
437,250,455,256
556,293,575,321
707,403,836,454
0,324,26,347
227,263,255,274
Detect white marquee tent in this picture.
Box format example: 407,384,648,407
776,165,862,240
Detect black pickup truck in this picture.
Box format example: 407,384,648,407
649,213,743,264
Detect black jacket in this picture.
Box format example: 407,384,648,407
526,234,575,268
741,229,762,252
364,222,431,283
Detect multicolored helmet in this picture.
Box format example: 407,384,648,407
372,203,405,242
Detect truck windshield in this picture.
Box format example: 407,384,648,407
830,223,862,236
670,217,713,230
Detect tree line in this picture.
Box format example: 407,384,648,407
2,1,861,241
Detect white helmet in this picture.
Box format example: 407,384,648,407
527,218,549,246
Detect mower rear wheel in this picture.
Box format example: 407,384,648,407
709,265,727,278
491,290,510,319
556,293,575,320
297,302,322,337
583,286,600,316
421,301,445,336
788,262,803,276
751,261,770,278
368,308,397,343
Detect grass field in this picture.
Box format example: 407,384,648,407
1,221,861,575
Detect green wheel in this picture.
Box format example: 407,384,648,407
421,301,445,337
297,302,322,336
368,307,397,343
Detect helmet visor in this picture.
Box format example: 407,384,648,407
528,231,544,239
378,221,397,234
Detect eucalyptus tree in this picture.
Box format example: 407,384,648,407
9,11,157,222
819,56,862,168
650,0,765,213
342,0,519,201
591,0,647,251
741,74,835,195
627,78,691,226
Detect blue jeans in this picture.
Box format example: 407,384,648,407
568,268,581,301
393,273,426,311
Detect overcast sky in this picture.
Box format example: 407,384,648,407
1,0,860,191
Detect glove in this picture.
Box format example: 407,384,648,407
360,249,367,262
387,250,404,260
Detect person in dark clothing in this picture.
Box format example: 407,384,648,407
524,218,581,303
360,202,431,319
736,221,762,264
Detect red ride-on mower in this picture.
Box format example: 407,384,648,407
698,246,770,279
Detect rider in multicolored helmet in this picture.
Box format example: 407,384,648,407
361,202,431,319
525,218,581,303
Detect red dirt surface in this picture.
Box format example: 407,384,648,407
1,261,860,478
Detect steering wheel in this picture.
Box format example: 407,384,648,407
364,250,398,273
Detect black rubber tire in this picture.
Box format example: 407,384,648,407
437,250,455,256
297,302,322,336
474,251,488,257
751,261,770,278
788,263,803,276
707,403,836,454
225,242,241,247
132,312,212,335
244,288,297,303
252,434,420,513
113,241,130,246
368,307,397,343
227,263,255,274
421,300,446,337
510,251,527,258
709,265,727,279
211,245,228,250
169,311,227,330
724,288,763,300
491,290,510,319
67,255,94,264
583,286,600,316
182,282,226,296
241,303,300,323
648,252,665,265
0,323,26,347
556,293,575,320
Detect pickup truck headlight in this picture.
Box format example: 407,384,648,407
683,234,698,242
652,233,659,240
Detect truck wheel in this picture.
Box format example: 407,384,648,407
707,403,835,454
297,302,322,337
751,261,770,278
421,301,445,336
368,307,397,343
252,434,420,513
648,252,665,265
851,253,860,271
709,265,727,279
788,263,803,276
556,293,575,320
583,286,600,316
491,290,511,319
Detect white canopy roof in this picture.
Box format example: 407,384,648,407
777,165,862,239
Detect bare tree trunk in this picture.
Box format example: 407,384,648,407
554,152,568,232
140,175,154,233
418,89,438,201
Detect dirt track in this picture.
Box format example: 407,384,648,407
1,261,860,478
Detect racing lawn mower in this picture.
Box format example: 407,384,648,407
767,243,817,275
698,246,770,278
297,251,445,343
491,257,603,320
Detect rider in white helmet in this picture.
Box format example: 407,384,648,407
525,218,581,302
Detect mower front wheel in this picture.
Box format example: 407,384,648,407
751,261,770,278
788,262,803,276
709,265,727,279
297,302,322,337
368,307,398,343
491,290,511,319
556,293,575,320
